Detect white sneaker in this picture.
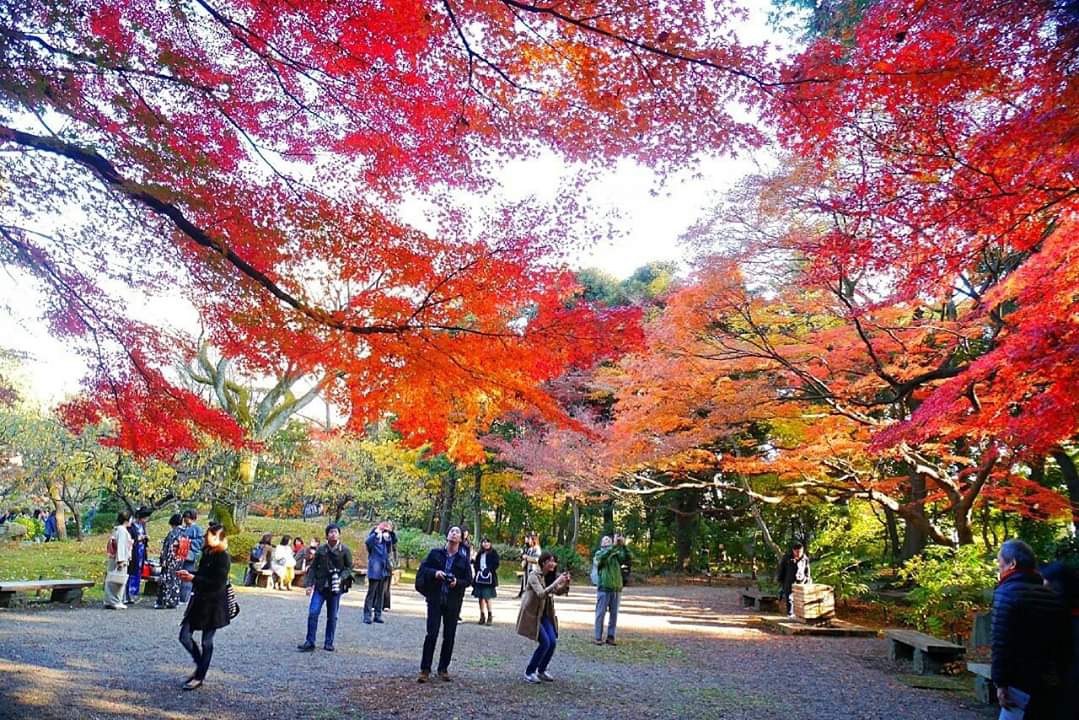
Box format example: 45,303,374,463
539,671,555,682
524,672,541,684
106,603,127,610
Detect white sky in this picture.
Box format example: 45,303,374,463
1,2,785,407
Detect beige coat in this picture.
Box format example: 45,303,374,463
516,571,569,641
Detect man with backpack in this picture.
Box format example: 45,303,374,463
298,523,353,652
593,533,630,646
179,509,204,603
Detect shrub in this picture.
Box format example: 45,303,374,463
900,545,996,641
395,528,444,564
493,542,522,563
12,516,44,541
227,532,262,564
548,544,586,575
812,549,872,604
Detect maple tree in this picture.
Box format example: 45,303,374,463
3,0,757,462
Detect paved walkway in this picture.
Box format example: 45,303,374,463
0,584,993,719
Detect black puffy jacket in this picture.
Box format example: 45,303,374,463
991,569,1070,692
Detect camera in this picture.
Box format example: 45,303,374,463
442,572,456,585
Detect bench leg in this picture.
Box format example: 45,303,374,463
889,640,914,662
913,650,943,675
49,588,84,604
0,591,13,608
973,675,996,705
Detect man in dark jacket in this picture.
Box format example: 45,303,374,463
364,521,395,624
776,542,811,618
992,539,1071,718
298,523,353,652
415,526,473,683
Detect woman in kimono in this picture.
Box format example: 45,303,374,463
155,513,184,609
104,511,133,609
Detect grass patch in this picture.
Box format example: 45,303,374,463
558,633,687,664
668,685,776,717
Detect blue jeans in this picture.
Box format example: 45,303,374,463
178,622,216,681
527,616,557,675
179,560,196,603
306,589,341,648
595,590,620,640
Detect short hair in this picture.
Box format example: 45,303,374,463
1000,539,1036,569
136,507,152,519
182,509,194,520
116,510,130,524
168,513,182,527
280,535,291,546
260,532,273,544
325,523,341,535
538,551,556,567
791,542,804,551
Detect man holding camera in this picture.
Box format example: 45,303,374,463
593,533,630,646
415,526,473,682
298,523,353,652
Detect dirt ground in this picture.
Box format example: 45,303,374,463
0,583,994,719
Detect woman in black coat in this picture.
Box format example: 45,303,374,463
176,522,231,690
471,538,500,625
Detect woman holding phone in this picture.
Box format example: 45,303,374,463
516,551,570,683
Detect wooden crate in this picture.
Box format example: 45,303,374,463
793,583,835,622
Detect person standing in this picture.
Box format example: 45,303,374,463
104,511,133,609
517,533,541,598
175,522,231,690
593,534,630,646
364,521,393,624
415,526,473,682
271,535,297,590
179,509,204,603
126,508,151,603
776,542,811,618
298,523,353,652
472,537,500,625
991,539,1070,719
43,509,57,542
1041,561,1079,720
517,551,571,683
155,513,185,609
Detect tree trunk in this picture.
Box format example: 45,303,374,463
570,497,580,548
63,501,82,541
739,475,781,560
673,489,701,572
883,506,900,564
1051,448,1079,533
46,481,67,540
901,471,929,559
602,499,615,537
472,465,482,542
438,469,458,536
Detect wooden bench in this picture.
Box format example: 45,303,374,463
885,628,965,674
967,662,996,704
740,587,779,612
0,579,95,607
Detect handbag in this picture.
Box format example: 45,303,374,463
475,568,493,585
105,569,128,586
226,583,240,619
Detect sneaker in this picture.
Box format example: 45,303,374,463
182,678,202,691
363,615,372,625
373,616,384,624
524,672,541,684
539,671,555,682
417,671,430,684
297,643,315,652
605,637,617,646
106,603,126,610
323,645,335,652
437,671,451,682
593,638,604,645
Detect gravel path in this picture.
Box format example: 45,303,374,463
0,583,994,719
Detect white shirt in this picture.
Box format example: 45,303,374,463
112,525,133,563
